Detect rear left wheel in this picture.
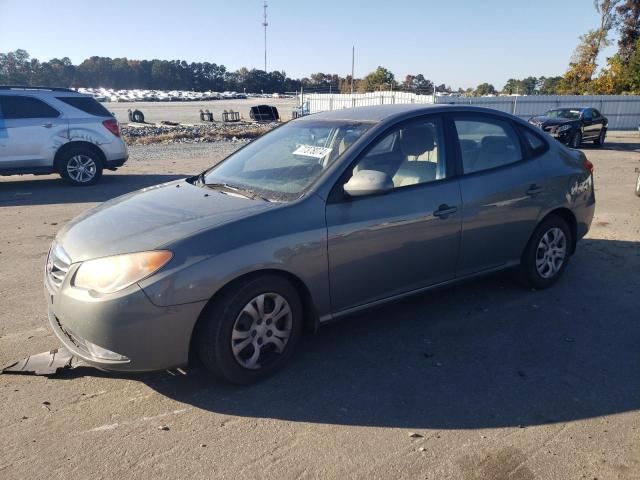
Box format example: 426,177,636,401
594,128,606,146
58,147,103,186
195,274,303,384
519,215,572,289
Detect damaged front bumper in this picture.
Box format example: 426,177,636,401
1,347,87,375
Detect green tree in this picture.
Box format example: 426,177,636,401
474,82,496,96
561,0,620,93
358,66,396,92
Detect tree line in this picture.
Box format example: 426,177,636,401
2,2,639,97
0,51,304,93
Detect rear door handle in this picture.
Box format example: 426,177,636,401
433,204,458,219
526,184,543,196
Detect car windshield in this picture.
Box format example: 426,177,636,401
202,119,373,201
545,109,581,120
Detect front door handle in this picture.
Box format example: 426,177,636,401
433,204,458,219
526,184,544,196
42,123,53,128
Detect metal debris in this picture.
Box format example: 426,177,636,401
1,347,88,375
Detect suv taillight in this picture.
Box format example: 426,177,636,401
102,118,120,137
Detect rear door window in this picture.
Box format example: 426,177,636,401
453,116,523,174
0,95,60,119
56,96,112,117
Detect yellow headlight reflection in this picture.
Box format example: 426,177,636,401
74,251,173,294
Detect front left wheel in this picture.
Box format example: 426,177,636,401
570,130,582,149
195,274,303,384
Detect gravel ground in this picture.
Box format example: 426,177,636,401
0,133,639,480
108,98,298,125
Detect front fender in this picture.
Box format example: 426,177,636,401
137,195,332,321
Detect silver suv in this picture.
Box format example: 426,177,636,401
0,86,128,185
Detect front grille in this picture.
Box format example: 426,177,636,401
46,242,71,291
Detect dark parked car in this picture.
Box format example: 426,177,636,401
528,107,608,148
45,105,595,384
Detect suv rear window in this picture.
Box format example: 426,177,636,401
0,95,60,119
56,96,112,117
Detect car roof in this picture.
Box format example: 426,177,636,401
0,86,86,97
299,104,518,124
547,107,588,111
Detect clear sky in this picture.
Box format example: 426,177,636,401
0,0,618,90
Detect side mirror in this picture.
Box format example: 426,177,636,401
344,169,393,197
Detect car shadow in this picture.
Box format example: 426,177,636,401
0,173,187,206
51,237,640,430
581,140,640,152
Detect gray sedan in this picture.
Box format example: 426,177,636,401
45,105,595,384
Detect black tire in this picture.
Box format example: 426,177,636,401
57,146,103,186
131,110,144,123
594,128,606,146
519,215,572,290
635,173,640,197
195,274,303,385
570,130,582,149
199,112,205,121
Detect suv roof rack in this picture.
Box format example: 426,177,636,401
0,85,76,93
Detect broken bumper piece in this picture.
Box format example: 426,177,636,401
1,347,89,375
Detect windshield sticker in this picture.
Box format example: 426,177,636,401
293,145,333,159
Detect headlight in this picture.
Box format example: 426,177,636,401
557,124,572,133
73,250,172,294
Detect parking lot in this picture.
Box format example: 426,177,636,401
0,133,639,479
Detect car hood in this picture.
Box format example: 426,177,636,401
56,179,278,263
529,116,578,127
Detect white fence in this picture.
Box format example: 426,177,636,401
302,92,640,130
302,91,433,113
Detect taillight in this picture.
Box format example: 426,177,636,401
102,118,120,137
583,158,594,174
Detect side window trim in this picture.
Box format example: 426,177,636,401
327,114,450,203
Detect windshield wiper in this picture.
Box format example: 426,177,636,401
205,182,271,202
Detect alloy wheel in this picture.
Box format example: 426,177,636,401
230,293,293,370
535,227,567,279
67,155,97,183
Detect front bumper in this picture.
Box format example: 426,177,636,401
45,268,206,372
547,129,572,144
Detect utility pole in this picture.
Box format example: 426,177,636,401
262,0,268,72
351,46,355,94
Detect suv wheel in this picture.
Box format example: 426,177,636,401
58,147,103,186
594,128,606,146
570,130,582,149
519,215,572,289
195,274,303,384
635,172,640,197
